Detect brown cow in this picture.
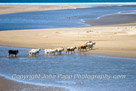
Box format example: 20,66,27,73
78,45,87,51
66,47,77,54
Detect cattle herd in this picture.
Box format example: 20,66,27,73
8,41,96,57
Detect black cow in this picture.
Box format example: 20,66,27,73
8,50,19,57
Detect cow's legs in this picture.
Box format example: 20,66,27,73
66,51,69,54
29,52,31,56
53,52,55,56
9,53,10,56
91,45,93,50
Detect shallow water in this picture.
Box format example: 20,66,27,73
1,5,136,30
0,46,136,91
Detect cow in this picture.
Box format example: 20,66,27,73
66,47,77,54
78,45,88,52
29,48,41,56
44,49,57,56
8,50,19,57
54,47,64,54
86,41,92,44
86,42,96,50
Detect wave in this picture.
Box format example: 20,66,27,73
91,54,136,60
1,2,136,6
118,10,136,14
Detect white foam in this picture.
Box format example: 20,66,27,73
0,3,136,6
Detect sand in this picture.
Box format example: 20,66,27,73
0,23,136,58
0,76,68,91
0,5,85,14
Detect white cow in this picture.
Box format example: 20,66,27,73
29,49,41,56
54,48,64,54
44,49,56,56
86,42,96,50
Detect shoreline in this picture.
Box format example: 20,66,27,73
0,5,85,14
1,45,136,59
0,23,136,58
0,76,68,91
1,7,136,31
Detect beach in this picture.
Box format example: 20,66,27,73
0,22,136,58
0,5,136,91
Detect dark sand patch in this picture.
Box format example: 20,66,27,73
85,14,136,26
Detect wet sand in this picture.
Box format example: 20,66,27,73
85,14,136,26
0,76,68,91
